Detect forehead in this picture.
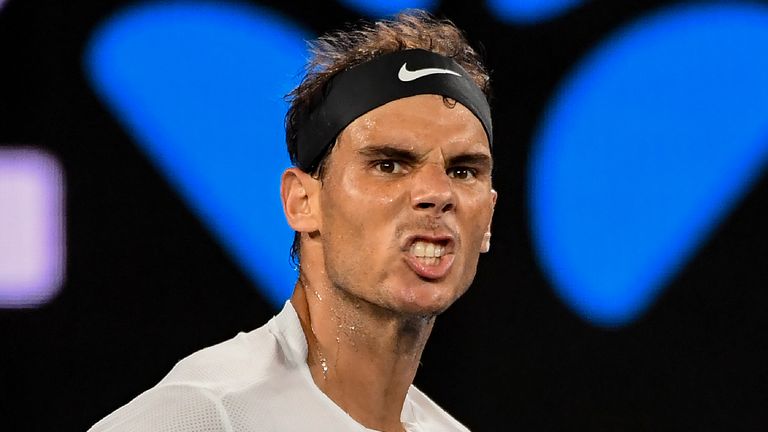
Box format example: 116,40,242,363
338,94,491,154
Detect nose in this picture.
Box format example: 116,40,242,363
411,163,455,214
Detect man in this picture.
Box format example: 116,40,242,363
90,10,496,432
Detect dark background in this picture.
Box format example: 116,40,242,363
1,0,767,430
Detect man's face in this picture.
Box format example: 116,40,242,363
316,94,496,316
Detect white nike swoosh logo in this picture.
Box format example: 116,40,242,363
397,63,461,82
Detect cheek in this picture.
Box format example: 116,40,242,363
340,171,406,207
333,171,409,224
463,193,494,228
320,179,407,292
321,173,404,252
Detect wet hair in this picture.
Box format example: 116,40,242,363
285,9,492,268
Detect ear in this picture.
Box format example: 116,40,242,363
480,189,498,254
281,167,321,233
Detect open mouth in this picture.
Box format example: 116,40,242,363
409,239,449,266
403,236,456,280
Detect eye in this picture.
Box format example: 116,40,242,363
448,167,477,180
374,160,405,174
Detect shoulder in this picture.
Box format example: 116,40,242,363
88,383,232,432
90,306,299,432
158,323,284,394
404,386,472,432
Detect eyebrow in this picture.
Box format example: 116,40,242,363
357,145,493,170
448,152,493,171
357,145,425,164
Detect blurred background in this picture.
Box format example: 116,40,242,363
2,0,768,430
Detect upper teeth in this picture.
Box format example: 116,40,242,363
411,241,445,258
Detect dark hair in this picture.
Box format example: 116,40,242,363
285,10,492,268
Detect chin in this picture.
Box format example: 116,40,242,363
388,281,463,317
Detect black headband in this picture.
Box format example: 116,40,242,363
294,49,492,171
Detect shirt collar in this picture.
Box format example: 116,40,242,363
268,300,309,368
267,300,420,430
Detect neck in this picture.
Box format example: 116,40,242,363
291,272,435,432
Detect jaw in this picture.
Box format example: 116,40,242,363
308,220,478,317
376,260,472,316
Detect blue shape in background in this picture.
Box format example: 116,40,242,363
338,0,436,17
486,0,583,24
529,3,768,327
85,1,310,307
